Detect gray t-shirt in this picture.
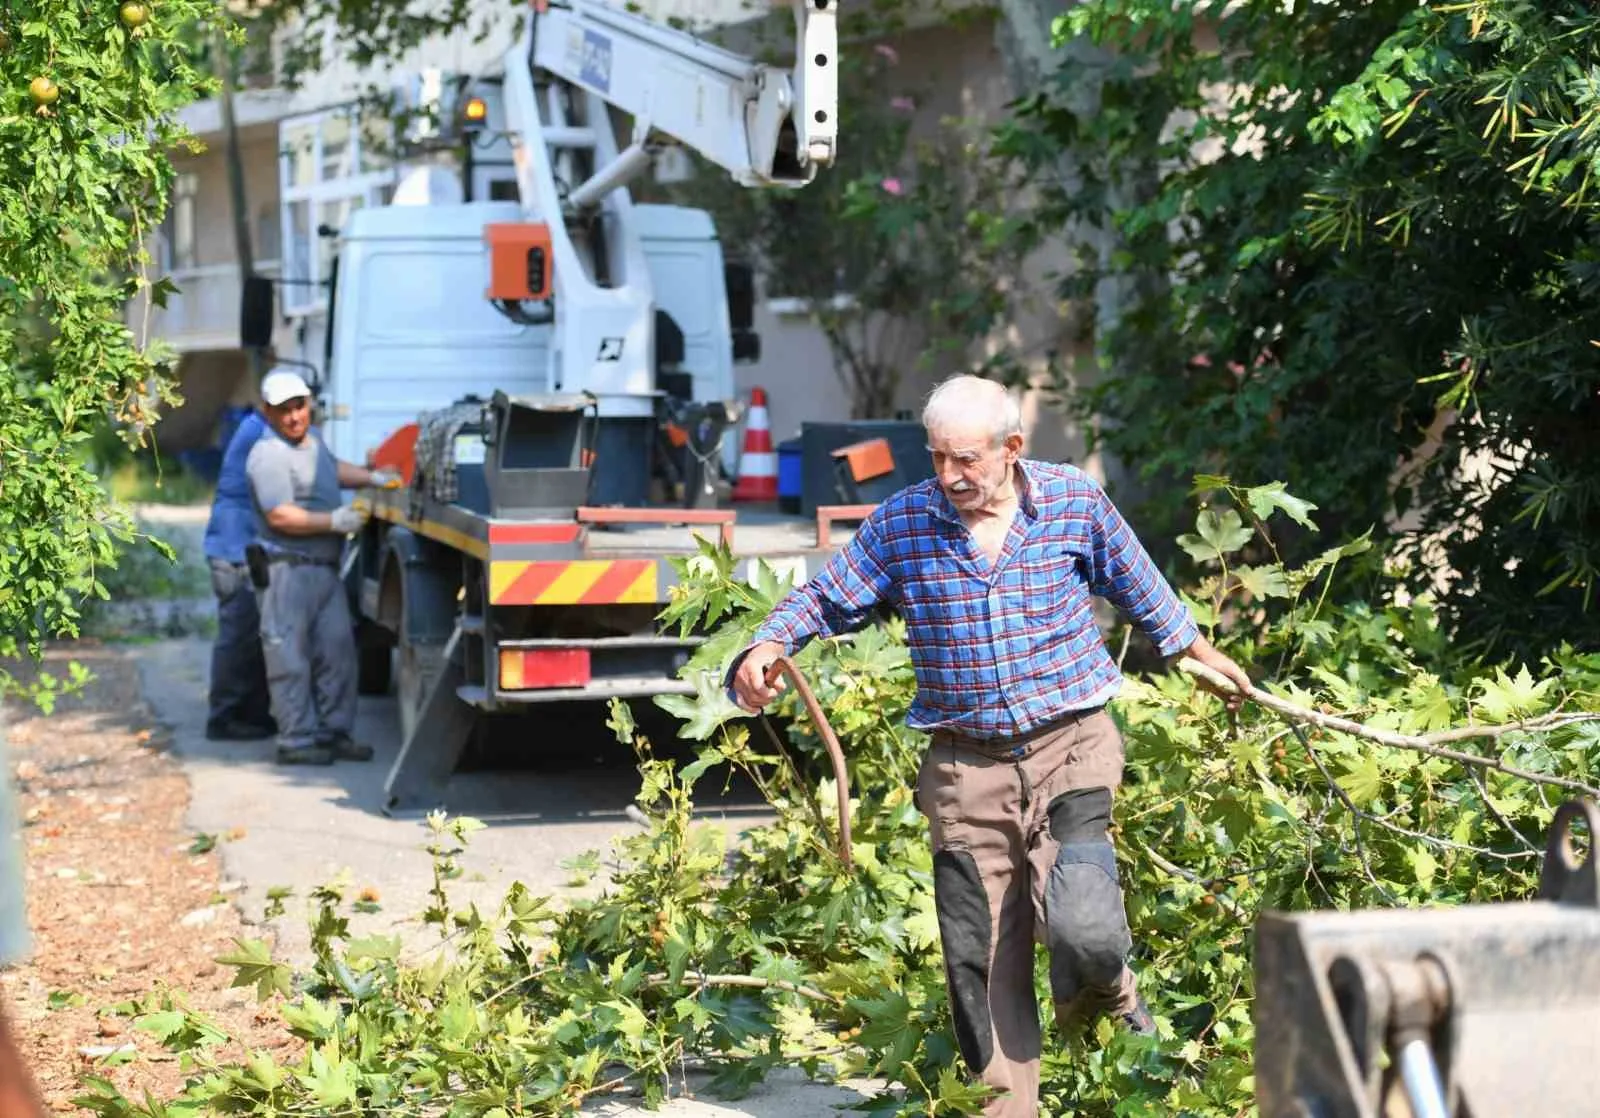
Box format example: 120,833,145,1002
245,428,344,563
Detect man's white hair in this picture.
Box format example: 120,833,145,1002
921,375,1022,445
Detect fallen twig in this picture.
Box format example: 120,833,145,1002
1468,767,1540,853
1134,840,1251,925
1178,657,1600,798
1289,725,1400,903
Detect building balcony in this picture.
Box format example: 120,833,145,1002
129,259,282,355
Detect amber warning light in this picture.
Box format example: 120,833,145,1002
462,95,488,129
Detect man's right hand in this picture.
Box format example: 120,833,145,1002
732,640,788,713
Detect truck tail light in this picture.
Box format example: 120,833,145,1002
499,648,591,690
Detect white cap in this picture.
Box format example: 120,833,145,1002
260,368,312,407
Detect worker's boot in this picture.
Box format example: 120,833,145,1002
1055,974,1155,1045
276,742,334,766
319,733,374,762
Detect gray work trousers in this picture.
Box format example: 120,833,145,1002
258,560,357,750
916,708,1137,1118
207,558,273,733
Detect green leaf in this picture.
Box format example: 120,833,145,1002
1407,847,1438,891
1473,665,1556,723
1243,482,1319,529
134,1010,185,1043
905,892,941,953
1336,753,1385,807
935,1063,996,1110
701,991,774,1047
344,935,402,962
1233,564,1292,600
214,938,292,1001
281,997,339,1041
1178,508,1254,564
654,669,743,740
299,1046,359,1108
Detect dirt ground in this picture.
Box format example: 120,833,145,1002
2,641,297,1112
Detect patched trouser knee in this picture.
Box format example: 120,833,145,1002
1043,786,1132,1006
933,848,994,1074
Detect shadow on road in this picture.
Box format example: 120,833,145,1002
137,637,788,829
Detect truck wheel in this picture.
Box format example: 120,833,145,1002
357,643,392,695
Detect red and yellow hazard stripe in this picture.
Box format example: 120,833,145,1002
489,559,657,605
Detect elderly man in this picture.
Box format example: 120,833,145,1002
201,404,275,741
245,368,396,766
731,375,1249,1118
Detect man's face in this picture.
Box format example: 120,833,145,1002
265,396,311,442
928,421,1021,513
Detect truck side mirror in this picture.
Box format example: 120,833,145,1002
732,329,761,364
724,260,755,331
240,273,275,350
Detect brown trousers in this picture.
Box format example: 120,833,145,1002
915,707,1138,1118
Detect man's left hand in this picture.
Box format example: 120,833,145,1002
368,468,403,490
1179,634,1252,712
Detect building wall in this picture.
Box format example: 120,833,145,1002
137,124,288,452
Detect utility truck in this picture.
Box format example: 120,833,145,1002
246,0,870,813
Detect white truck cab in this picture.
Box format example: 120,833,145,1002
321,198,742,482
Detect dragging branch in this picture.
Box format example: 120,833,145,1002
1135,840,1251,925
1291,725,1400,903
1179,658,1600,798
1468,767,1540,853
645,972,840,1005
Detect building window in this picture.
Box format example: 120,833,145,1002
278,106,395,315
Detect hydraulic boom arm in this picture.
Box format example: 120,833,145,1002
491,0,839,438
527,0,838,199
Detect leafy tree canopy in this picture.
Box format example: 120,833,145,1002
0,0,216,702
1007,0,1600,661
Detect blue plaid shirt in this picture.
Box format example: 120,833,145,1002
745,459,1198,740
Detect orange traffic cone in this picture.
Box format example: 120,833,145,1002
732,387,779,502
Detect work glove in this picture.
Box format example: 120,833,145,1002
330,505,368,535
369,468,403,490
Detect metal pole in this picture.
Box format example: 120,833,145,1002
1397,1038,1450,1118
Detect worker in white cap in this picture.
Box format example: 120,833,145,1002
244,368,399,765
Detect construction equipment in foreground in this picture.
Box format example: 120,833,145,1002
1254,797,1600,1116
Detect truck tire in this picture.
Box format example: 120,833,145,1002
357,643,393,696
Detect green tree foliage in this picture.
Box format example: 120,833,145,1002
1006,0,1600,660
0,0,215,700
653,5,1043,419
68,483,1600,1116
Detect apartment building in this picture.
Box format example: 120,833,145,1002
133,1,1094,471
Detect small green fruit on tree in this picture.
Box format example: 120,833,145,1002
119,2,149,29
0,0,216,704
